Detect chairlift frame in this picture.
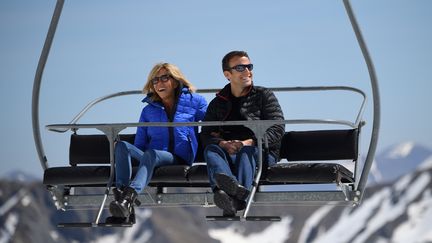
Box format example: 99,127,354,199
32,0,380,226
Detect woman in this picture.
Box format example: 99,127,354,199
108,63,207,221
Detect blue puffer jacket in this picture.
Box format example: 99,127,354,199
134,87,207,165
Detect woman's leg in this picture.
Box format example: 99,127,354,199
114,141,144,189
129,149,177,193
110,141,145,219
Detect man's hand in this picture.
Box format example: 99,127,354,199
219,140,240,154
219,139,254,155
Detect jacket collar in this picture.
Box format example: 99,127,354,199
216,83,255,101
142,86,190,106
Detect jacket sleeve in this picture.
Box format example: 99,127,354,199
262,89,285,153
195,94,208,122
200,99,223,148
134,107,148,151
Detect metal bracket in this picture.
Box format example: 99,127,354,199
48,185,68,210
92,126,126,224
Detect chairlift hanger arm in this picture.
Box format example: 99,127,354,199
32,0,64,170
343,0,381,195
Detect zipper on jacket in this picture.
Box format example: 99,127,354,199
187,134,193,162
166,92,180,155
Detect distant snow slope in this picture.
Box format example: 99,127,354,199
307,170,431,243
208,216,292,243
369,142,432,184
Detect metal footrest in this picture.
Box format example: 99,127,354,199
57,222,133,228
205,216,281,221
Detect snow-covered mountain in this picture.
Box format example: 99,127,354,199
0,170,41,183
369,142,432,185
1,142,432,243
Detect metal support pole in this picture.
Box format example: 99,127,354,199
93,126,126,225
242,124,271,219
343,0,381,196
32,0,65,170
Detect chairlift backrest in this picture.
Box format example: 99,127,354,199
282,129,359,162
69,128,359,166
69,134,135,166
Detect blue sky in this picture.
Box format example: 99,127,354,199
1,0,431,178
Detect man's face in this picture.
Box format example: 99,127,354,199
224,55,253,89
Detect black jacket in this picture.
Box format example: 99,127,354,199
201,83,285,160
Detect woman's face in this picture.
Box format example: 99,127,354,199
152,68,178,102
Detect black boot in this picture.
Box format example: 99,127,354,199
109,186,139,218
106,187,127,223
214,189,237,216
215,173,250,201
112,187,123,201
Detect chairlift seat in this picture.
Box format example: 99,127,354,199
266,129,358,184
43,129,358,188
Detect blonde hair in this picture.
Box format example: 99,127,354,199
143,63,196,102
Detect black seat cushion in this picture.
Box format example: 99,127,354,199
266,163,354,184
44,166,111,186
149,165,190,184
187,164,210,184
44,165,191,187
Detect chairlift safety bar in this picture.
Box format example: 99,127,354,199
49,86,367,133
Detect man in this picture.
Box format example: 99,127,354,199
201,50,285,216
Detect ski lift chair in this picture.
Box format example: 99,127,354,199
42,85,365,226
33,0,380,227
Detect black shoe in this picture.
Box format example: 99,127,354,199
112,187,123,201
109,186,139,218
105,207,136,225
235,199,247,211
214,190,236,216
129,207,136,224
105,216,127,224
222,210,236,217
215,173,250,201
108,187,124,218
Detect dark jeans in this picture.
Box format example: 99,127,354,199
114,141,178,192
204,144,276,191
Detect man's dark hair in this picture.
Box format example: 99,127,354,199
222,50,250,72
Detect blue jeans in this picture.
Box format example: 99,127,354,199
204,144,276,191
114,141,178,193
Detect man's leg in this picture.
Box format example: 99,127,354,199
205,144,242,215
204,144,233,190
235,146,258,191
